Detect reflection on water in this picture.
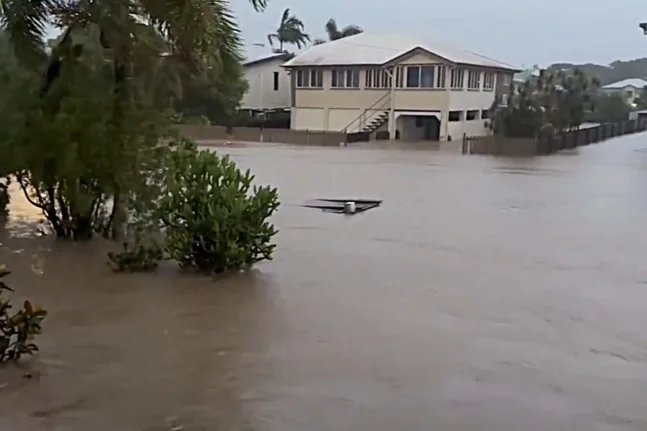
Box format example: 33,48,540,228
3,134,647,430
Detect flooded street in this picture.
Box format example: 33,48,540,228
3,135,647,430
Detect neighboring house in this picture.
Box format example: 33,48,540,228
512,68,540,93
241,53,292,112
281,33,519,141
601,78,647,106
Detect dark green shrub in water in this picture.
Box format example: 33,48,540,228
160,141,279,274
0,265,47,362
107,238,164,272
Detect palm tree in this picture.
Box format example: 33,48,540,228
267,8,309,52
313,18,362,45
0,0,267,76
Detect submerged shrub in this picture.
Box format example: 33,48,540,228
107,238,163,272
160,141,279,274
0,265,47,362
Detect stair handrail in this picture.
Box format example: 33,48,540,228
342,91,391,134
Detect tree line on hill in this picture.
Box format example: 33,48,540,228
547,58,647,87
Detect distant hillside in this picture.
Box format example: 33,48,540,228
547,58,647,86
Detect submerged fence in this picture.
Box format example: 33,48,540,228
464,118,647,156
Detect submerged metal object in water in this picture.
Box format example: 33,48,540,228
302,198,383,214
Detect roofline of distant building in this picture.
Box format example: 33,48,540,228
243,52,293,68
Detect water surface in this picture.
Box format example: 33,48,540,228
2,136,647,430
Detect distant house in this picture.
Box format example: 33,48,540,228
241,53,292,112
512,68,540,94
282,32,519,141
601,78,647,106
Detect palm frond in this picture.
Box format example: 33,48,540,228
140,0,244,69
340,25,362,38
0,0,52,69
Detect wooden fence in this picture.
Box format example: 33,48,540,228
177,125,347,146
463,118,647,156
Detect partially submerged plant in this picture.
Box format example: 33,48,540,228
0,265,47,362
107,238,164,272
160,141,280,274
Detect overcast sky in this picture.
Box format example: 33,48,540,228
234,0,647,67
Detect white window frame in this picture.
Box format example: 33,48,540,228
365,68,393,89
405,65,443,89
467,70,481,90
483,72,495,91
450,68,464,89
296,68,323,89
436,65,446,88
332,68,359,88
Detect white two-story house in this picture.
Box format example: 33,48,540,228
241,52,292,112
282,33,519,141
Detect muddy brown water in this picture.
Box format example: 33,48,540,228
2,136,647,430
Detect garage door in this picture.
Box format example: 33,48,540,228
327,108,362,132
293,108,325,131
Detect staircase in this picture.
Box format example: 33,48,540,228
342,92,391,136
361,110,389,133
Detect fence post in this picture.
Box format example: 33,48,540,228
461,133,468,154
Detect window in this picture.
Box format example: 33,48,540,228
436,65,446,88
467,70,481,90
273,72,279,91
448,111,462,122
310,69,323,88
420,66,435,88
365,68,392,88
406,66,420,88
332,69,359,88
296,68,323,88
499,94,509,106
450,68,464,89
466,110,479,120
481,110,490,119
405,65,443,88
483,72,495,90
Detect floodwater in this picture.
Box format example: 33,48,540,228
2,135,647,430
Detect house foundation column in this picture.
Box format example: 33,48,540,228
388,111,396,139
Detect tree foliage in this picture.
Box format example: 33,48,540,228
586,93,630,123
267,8,309,52
0,0,281,275
491,68,600,138
547,59,647,86
313,18,362,45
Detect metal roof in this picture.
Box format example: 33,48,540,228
282,33,519,71
602,78,647,89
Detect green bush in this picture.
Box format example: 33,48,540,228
0,265,47,362
160,141,279,274
107,238,163,272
